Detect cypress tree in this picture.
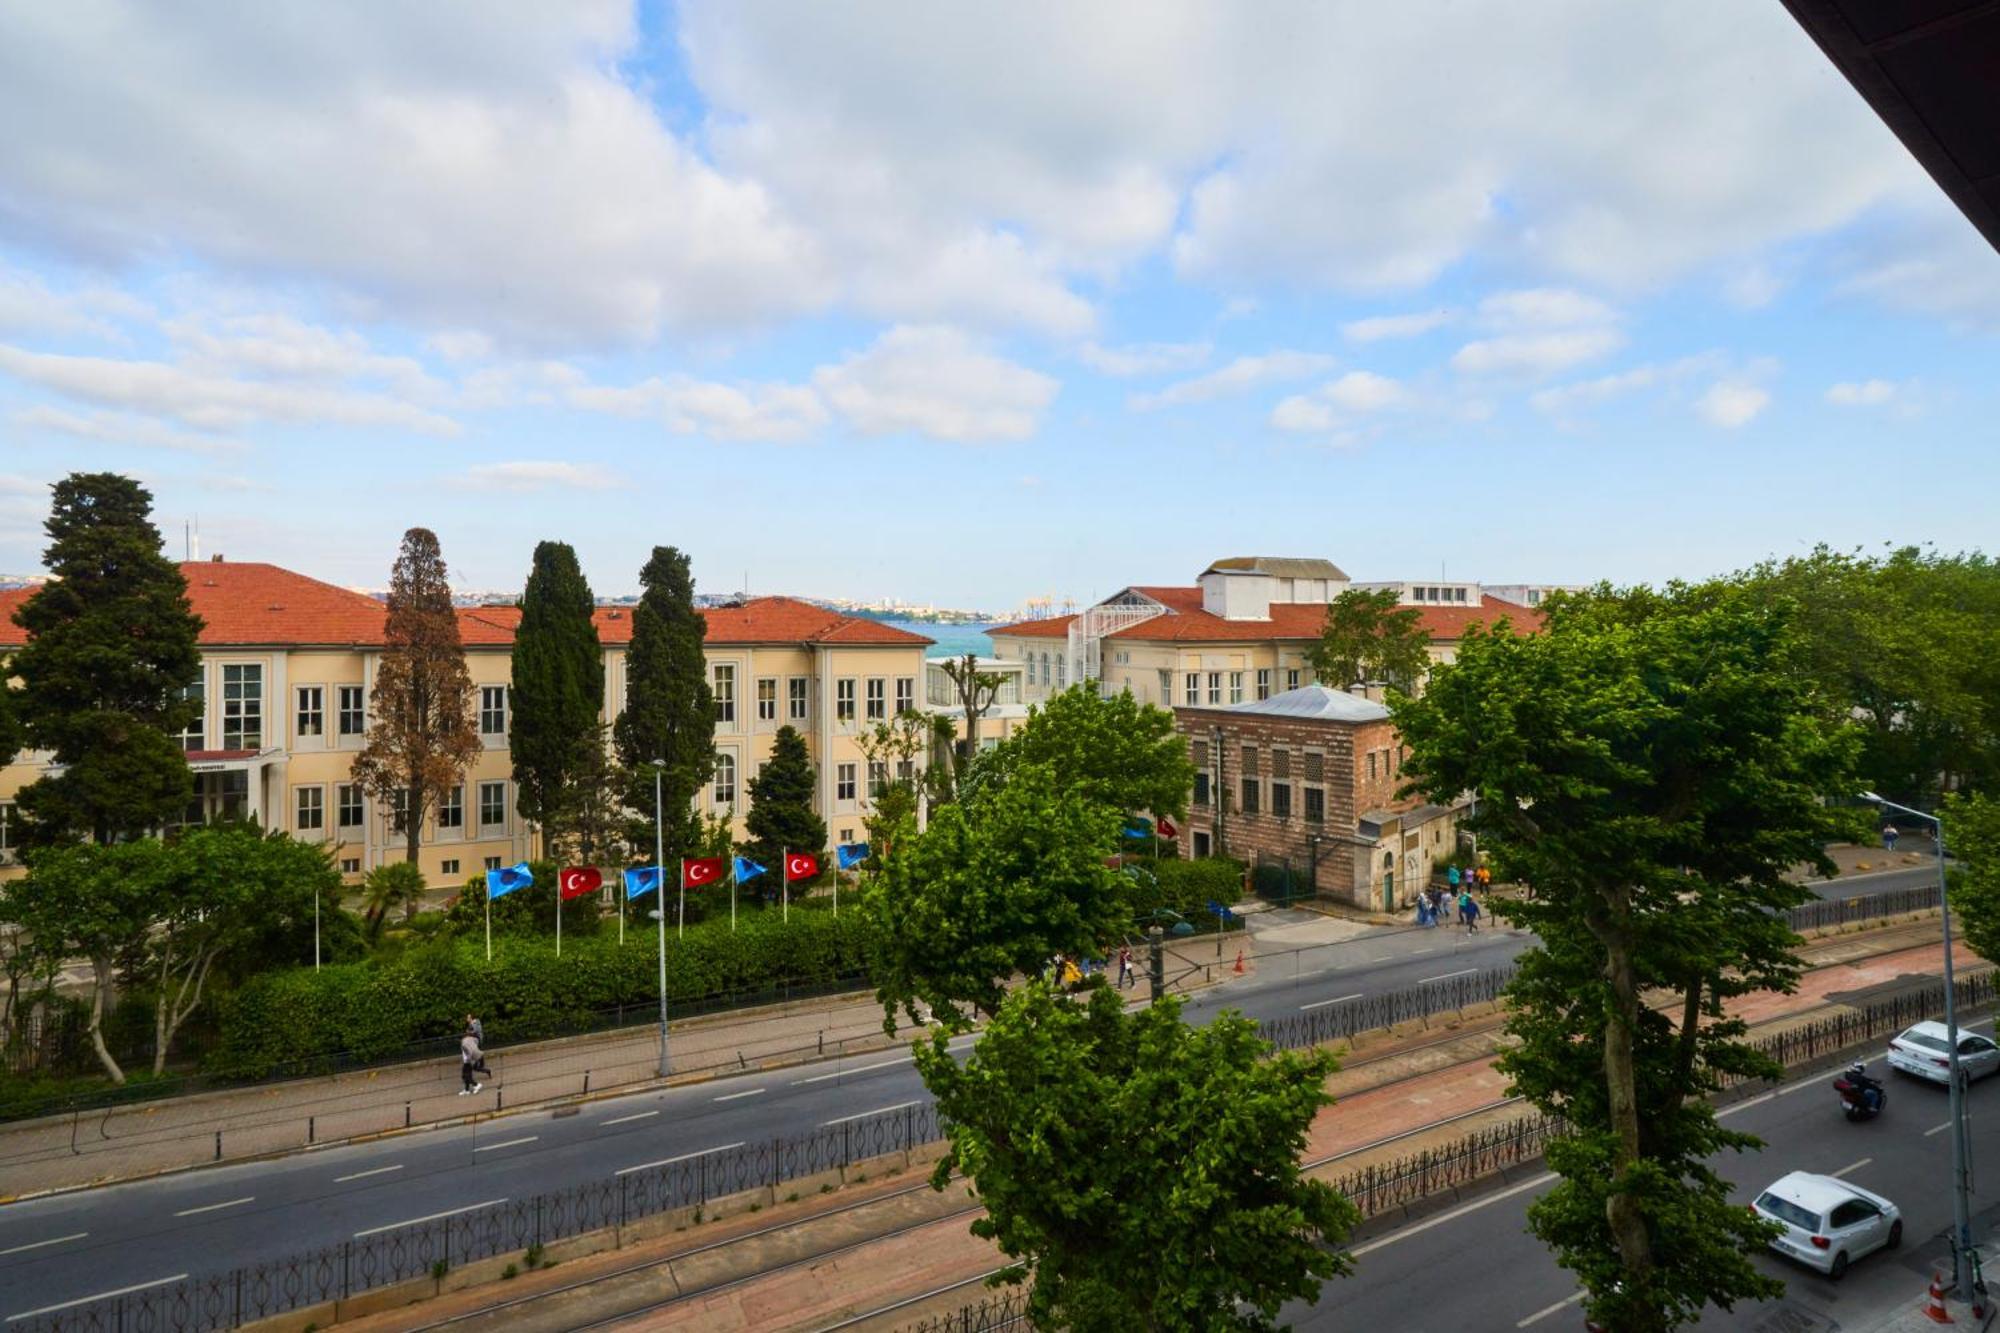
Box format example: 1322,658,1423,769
612,546,715,864
11,473,203,845
352,528,481,866
743,725,827,878
509,541,605,858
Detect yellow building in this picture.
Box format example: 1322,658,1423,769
0,558,933,882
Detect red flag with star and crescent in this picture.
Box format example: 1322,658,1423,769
681,856,726,889
1157,815,1179,839
558,866,603,901
783,851,819,881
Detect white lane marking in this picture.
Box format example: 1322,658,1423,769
1420,968,1478,984
1517,1292,1586,1327
601,1110,659,1126
472,1136,537,1154
794,1057,910,1086
1348,1172,1557,1257
1301,994,1364,1011
354,1199,507,1238
615,1143,745,1177
1926,1120,1953,1137
1410,948,1436,956
1831,1157,1873,1179
824,1100,921,1127
173,1196,253,1217
9,1274,189,1319
714,1087,766,1102
0,1232,86,1257
335,1165,404,1183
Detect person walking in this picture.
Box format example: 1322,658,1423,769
1882,823,1899,853
465,1013,484,1045
1117,945,1135,989
1459,889,1481,932
1447,864,1461,891
1475,865,1491,890
459,1029,487,1095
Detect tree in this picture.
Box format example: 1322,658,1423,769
975,684,1193,822
10,473,203,845
612,547,714,864
856,711,929,857
1944,791,2000,964
937,653,1006,795
553,727,626,865
360,860,427,940
509,541,606,859
1393,583,1856,1332
742,725,825,882
352,529,481,867
1305,586,1432,693
915,982,1356,1331
867,764,1124,1031
0,680,20,774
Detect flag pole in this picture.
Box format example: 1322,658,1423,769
484,885,492,963
677,858,686,941
782,846,789,924
730,861,737,933
556,872,563,959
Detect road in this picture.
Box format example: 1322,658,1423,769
0,868,1934,1319
1289,1016,1997,1333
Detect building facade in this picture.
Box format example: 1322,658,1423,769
0,559,934,882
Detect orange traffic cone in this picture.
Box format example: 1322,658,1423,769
1926,1270,1955,1324
1233,949,1245,975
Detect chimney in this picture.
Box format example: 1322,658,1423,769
211,553,224,562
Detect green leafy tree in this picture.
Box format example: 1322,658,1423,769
936,653,1006,797
360,860,428,941
0,680,20,773
867,764,1124,1031
352,529,481,867
509,541,606,859
916,982,1357,1331
741,725,825,885
612,547,714,864
974,684,1193,822
10,473,202,845
1305,586,1432,692
856,712,928,859
1393,583,1856,1332
1945,791,2000,964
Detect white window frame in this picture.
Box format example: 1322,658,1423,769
836,678,857,722
175,674,206,751
1206,671,1222,706
788,676,810,721
714,752,737,808
337,783,366,830
437,784,464,830
1256,668,1272,700
337,684,366,737
222,662,263,750
836,762,857,802
757,677,778,722
295,784,325,833
1229,671,1244,704
478,780,507,830
1185,672,1200,706
479,685,508,737
895,676,915,716
713,664,736,725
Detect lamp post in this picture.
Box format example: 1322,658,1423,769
1862,790,1969,1298
653,760,671,1078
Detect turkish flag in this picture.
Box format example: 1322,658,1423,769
681,856,726,889
1157,815,1179,839
783,851,819,881
558,866,603,900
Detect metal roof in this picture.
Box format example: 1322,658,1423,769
1220,684,1389,722
1202,556,1351,581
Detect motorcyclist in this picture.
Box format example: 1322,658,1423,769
1840,1061,1883,1112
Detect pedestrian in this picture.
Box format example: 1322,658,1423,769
465,1013,483,1045
1460,890,1481,932
1447,864,1461,890
459,1030,486,1095
1882,824,1899,852
1117,945,1135,989
1476,865,1491,889
1416,894,1434,928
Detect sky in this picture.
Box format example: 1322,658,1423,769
0,2,1995,614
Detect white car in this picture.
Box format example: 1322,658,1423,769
1752,1171,1902,1279
1888,1020,2000,1086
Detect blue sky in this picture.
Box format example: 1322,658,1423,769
0,2,1995,612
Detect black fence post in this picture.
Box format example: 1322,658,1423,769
342,1239,352,1299
405,1100,412,1127
308,1115,315,1144
214,1130,221,1161
771,1136,780,1189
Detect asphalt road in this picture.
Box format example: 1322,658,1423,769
1288,1016,1997,1333
0,868,1934,1318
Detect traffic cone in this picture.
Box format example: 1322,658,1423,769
1233,949,1245,975
1926,1270,1955,1323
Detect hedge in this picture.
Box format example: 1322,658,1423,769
1120,856,1244,925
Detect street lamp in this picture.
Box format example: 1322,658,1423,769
1861,790,1970,1299
652,760,671,1078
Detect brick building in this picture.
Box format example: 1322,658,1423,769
1175,685,1464,911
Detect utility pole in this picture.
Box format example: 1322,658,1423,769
1147,925,1165,1003
654,760,671,1078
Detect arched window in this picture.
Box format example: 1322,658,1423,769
713,753,736,808
1056,653,1067,687
1040,651,1051,685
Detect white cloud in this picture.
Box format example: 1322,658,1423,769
1341,310,1453,343
1077,340,1211,376
11,404,236,454
1270,370,1411,432
1450,329,1623,377
1696,379,1771,428
1825,378,1911,408
812,325,1058,442
1130,350,1334,410
566,374,828,442
1528,353,1723,416
167,313,444,399
458,461,620,492
0,262,151,341
1476,288,1617,329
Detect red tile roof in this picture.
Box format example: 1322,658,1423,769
1,566,931,652
989,587,1538,646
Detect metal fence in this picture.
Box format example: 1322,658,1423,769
10,1100,942,1333
1261,964,1516,1052
1782,883,1939,934
903,1290,1036,1333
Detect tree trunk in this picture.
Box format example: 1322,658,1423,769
1596,893,1656,1320
86,953,124,1085
154,950,215,1076
404,775,422,868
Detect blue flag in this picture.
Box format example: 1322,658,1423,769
733,855,767,883
1121,818,1153,840
623,865,663,899
486,862,533,898
836,842,871,870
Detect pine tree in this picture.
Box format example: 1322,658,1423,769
742,725,826,877
10,473,203,845
509,541,605,858
352,529,481,866
612,546,715,864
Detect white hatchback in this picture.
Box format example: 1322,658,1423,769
1888,1020,2000,1086
1751,1171,1902,1279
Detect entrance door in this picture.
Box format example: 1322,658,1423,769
1193,831,1211,858
1382,870,1394,911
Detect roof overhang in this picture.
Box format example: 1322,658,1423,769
1780,0,2000,253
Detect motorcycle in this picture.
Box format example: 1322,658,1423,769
1833,1066,1886,1121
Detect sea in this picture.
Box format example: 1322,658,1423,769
881,619,1002,659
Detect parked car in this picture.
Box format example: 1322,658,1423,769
1887,1020,2000,1086
1751,1171,1902,1279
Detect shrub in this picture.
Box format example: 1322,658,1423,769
1121,857,1243,924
